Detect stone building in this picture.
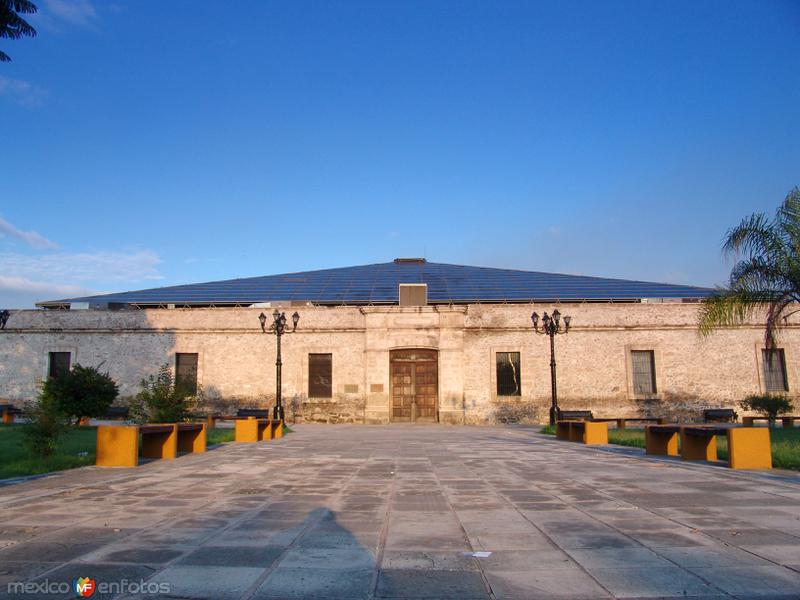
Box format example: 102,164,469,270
0,259,796,424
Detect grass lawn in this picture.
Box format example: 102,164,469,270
0,422,289,480
539,424,800,470
0,424,96,480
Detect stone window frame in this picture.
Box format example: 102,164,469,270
489,346,530,400
301,348,337,401
42,345,77,381
172,348,204,392
624,344,663,400
755,343,794,394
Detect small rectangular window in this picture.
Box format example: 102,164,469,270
496,352,521,396
763,349,788,392
309,353,333,398
48,352,71,379
631,350,657,395
175,353,199,396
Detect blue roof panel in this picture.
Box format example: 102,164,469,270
38,260,714,306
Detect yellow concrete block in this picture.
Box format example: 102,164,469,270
728,427,772,470
681,431,717,462
235,417,259,443
140,424,178,460
96,425,139,467
1,411,13,425
272,421,283,440
582,421,608,445
645,428,679,456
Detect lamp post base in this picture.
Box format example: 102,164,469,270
549,406,558,426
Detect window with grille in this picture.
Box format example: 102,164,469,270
175,353,199,396
763,349,788,392
309,353,333,398
631,350,657,395
48,352,71,379
496,352,521,396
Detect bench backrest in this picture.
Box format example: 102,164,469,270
237,408,271,418
558,410,594,420
703,408,737,422
105,406,130,418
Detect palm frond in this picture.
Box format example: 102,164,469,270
722,212,785,261
698,288,772,336
8,1,38,14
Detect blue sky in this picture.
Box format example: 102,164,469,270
1,0,799,308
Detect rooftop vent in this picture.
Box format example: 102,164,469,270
394,257,426,264
399,283,428,306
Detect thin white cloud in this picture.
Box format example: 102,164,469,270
0,276,92,296
0,217,59,250
0,75,48,108
41,0,97,26
1,249,163,287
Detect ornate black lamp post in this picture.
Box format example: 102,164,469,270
0,310,9,330
531,309,571,425
259,309,299,423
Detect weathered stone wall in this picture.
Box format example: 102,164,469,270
0,303,797,424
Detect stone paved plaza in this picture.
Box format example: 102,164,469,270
1,425,800,599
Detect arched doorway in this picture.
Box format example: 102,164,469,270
390,349,438,422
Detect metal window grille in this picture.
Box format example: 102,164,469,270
48,352,71,379
496,352,521,396
762,349,788,392
631,350,657,395
309,353,333,398
175,353,199,396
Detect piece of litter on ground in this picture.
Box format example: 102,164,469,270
465,551,492,558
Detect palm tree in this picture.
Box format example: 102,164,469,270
700,187,800,348
0,0,38,63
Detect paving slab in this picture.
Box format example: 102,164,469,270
1,424,799,599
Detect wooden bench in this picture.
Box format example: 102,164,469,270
207,408,272,428
0,404,22,424
645,424,772,470
703,408,738,423
645,424,681,456
556,420,608,445
593,417,667,429
234,417,281,442
104,406,130,420
558,410,594,421
742,415,800,428
96,422,207,467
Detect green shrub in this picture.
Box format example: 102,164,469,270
45,364,119,424
134,364,197,423
22,390,69,457
740,394,794,426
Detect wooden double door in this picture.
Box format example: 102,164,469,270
390,349,438,422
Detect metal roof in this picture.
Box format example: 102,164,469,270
37,259,713,308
